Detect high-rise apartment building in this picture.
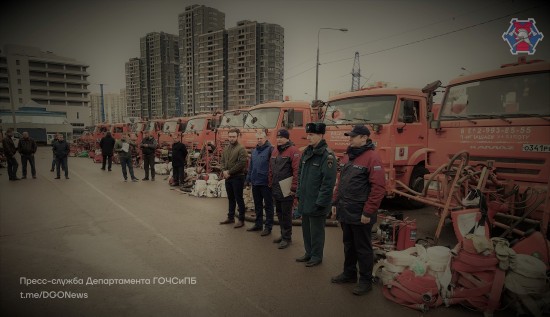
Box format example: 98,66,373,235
0,44,91,136
90,90,127,124
196,29,227,113
178,4,225,115
227,20,284,110
125,57,143,118
139,32,180,118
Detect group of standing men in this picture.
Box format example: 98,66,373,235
218,123,386,296
1,128,70,180
99,131,187,185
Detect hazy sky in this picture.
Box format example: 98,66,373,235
1,0,549,101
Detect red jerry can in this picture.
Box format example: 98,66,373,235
397,221,417,251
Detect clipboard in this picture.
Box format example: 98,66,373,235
279,177,293,197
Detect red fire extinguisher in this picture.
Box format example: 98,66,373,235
397,221,417,251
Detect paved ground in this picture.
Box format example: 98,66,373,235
0,147,511,316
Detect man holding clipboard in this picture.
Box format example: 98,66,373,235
269,129,301,249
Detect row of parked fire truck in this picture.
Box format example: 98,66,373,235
76,57,549,241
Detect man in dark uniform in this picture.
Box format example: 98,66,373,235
269,128,301,249
17,132,38,179
140,131,157,181
99,131,116,171
171,136,188,188
330,125,386,295
52,134,70,179
2,128,19,180
295,122,337,267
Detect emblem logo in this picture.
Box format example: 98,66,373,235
502,18,544,55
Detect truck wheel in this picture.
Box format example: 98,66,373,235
401,165,429,209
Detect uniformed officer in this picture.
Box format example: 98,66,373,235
330,125,386,295
295,122,337,267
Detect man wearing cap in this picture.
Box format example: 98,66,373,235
269,128,301,249
330,125,386,295
245,131,274,236
295,122,337,267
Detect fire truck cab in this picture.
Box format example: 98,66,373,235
181,113,219,154
425,57,550,227
239,100,318,151
325,88,431,208
92,123,111,146
159,117,189,150
111,123,132,141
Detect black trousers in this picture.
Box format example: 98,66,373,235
172,165,185,185
21,154,36,177
143,154,155,179
341,222,374,284
225,175,245,221
102,154,112,170
6,156,18,179
275,199,293,241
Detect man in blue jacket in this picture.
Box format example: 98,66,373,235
246,132,274,236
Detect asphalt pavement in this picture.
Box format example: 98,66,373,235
0,147,510,316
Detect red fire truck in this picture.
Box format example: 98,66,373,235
239,100,321,151
324,88,432,208
385,58,550,243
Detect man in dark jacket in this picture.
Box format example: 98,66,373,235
269,128,301,249
52,134,70,179
2,128,19,181
245,132,274,236
50,134,59,172
140,131,157,181
219,128,248,228
17,132,37,179
99,131,116,171
171,136,188,187
295,122,337,267
330,125,386,296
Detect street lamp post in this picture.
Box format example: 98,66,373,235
315,27,348,100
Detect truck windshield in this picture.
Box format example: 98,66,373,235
220,112,245,128
132,122,145,133
440,72,550,119
327,95,396,125
163,121,178,133
185,118,206,132
244,108,280,129
145,121,156,132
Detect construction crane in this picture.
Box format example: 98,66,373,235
351,52,361,91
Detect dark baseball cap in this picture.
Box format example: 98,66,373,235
277,128,290,139
344,125,371,137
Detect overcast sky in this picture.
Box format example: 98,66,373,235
1,0,549,101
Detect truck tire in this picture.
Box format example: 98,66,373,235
400,165,429,209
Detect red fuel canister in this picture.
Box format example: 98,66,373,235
397,221,417,251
